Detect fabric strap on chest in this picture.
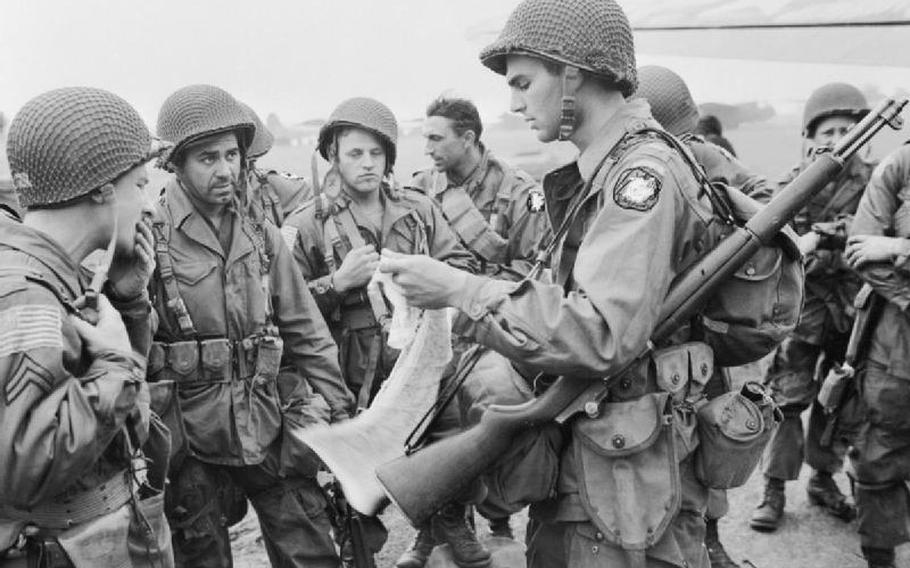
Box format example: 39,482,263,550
151,221,197,336
434,172,508,263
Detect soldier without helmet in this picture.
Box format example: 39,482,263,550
149,84,353,568
0,87,173,567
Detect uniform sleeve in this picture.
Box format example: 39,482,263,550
849,149,910,310
501,175,550,279
109,289,154,357
285,210,344,318
452,151,685,378
424,198,480,274
268,225,355,419
0,285,144,507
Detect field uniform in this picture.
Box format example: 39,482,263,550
152,85,352,568
848,143,910,568
0,87,172,568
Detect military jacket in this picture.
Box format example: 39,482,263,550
247,167,313,227
850,144,910,379
149,179,353,466
283,183,477,400
410,149,550,279
451,100,714,564
0,218,147,508
776,154,877,341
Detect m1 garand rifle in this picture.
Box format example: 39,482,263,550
375,97,908,527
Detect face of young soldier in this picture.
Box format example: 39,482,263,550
111,163,152,259
811,115,858,150
423,115,472,174
176,131,243,209
335,128,386,195
505,54,563,143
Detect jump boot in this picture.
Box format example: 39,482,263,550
750,476,785,532
395,526,436,568
432,504,493,568
806,470,856,521
862,546,896,568
704,517,739,568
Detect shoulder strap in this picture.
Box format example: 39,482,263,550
244,216,277,329
333,205,391,323
150,218,197,336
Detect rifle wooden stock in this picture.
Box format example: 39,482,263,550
376,98,907,527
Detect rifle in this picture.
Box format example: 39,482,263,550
375,97,907,527
818,283,884,447
325,480,386,568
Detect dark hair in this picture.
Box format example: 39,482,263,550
426,97,483,144
696,115,723,137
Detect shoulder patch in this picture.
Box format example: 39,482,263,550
0,304,62,358
613,166,662,212
527,187,546,213
5,352,55,404
280,224,299,251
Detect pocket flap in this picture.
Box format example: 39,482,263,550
574,392,669,457
174,261,217,286
167,341,199,376
688,342,714,388
698,391,765,442
734,245,782,281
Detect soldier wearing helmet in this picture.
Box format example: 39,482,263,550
241,103,312,227
0,87,173,566
379,0,733,566
282,97,484,567
636,64,776,568
843,143,910,568
750,82,876,533
150,84,354,568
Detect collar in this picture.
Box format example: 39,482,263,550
0,215,83,300
577,98,659,183
164,178,246,260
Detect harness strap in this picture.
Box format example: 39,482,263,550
151,221,197,336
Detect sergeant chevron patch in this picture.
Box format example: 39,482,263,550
5,353,55,403
614,166,662,212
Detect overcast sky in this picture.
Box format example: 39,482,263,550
2,0,909,126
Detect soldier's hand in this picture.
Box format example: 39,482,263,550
333,245,380,293
70,295,133,356
378,249,469,309
108,216,155,300
798,231,821,256
845,235,910,269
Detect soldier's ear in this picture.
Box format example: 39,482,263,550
89,183,116,205
463,130,477,147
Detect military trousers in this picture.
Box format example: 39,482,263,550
849,361,910,549
762,336,857,479
166,444,338,568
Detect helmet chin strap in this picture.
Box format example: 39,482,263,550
559,65,581,141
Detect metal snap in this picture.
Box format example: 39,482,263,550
612,435,625,449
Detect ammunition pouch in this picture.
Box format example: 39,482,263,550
653,342,714,404
148,335,276,385
572,392,680,551
148,380,187,471
695,382,781,489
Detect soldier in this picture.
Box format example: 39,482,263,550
394,96,551,567
636,64,773,568
379,0,734,565
241,103,312,227
844,142,910,568
695,115,737,157
281,97,487,568
0,87,172,566
150,84,354,568
750,82,875,532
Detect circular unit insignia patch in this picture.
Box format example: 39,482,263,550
613,166,661,212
